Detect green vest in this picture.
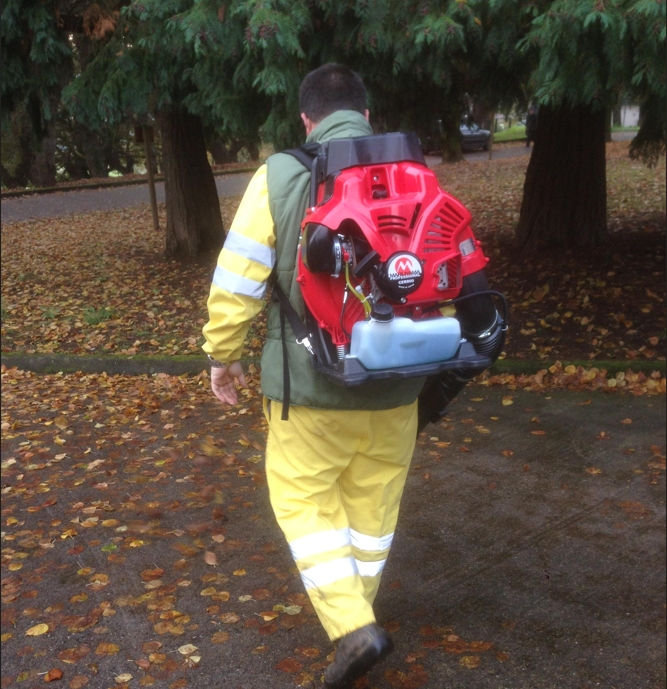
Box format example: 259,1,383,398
261,110,426,410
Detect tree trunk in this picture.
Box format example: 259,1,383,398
208,139,231,164
79,127,108,178
605,106,612,143
515,103,607,251
29,121,57,187
440,115,464,163
159,110,225,258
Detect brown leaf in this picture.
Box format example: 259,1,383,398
211,631,229,644
44,668,64,682
58,645,91,664
68,676,89,689
219,613,240,624
275,658,303,674
141,642,162,654
204,551,218,566
141,568,164,582
294,646,321,659
95,643,120,656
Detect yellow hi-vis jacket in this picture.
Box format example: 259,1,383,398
202,164,274,366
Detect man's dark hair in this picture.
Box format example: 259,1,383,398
299,63,367,123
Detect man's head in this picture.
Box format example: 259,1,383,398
299,63,368,134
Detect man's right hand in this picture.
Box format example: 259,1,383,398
210,361,248,405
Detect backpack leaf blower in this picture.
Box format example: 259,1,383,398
279,132,508,432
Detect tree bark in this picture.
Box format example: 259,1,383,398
515,103,607,251
440,115,464,163
159,110,225,258
79,127,108,178
29,121,57,187
208,139,231,164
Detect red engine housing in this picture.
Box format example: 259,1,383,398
296,160,489,346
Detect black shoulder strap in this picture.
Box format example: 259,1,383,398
282,144,317,171
272,281,313,347
271,277,315,421
282,142,322,207
272,142,322,420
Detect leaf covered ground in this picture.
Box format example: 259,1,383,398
1,141,664,688
1,366,665,688
1,141,664,366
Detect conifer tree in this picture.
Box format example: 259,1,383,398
63,0,268,258
485,0,665,250
1,0,73,187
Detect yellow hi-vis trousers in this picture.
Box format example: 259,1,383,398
264,398,418,641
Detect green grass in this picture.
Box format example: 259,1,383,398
493,125,527,143
82,306,116,325
42,306,59,320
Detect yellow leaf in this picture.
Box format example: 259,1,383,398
115,674,133,684
283,605,302,615
25,623,49,636
95,642,120,655
178,644,198,655
1,633,14,642
233,569,246,576
585,467,602,475
200,587,216,596
459,655,481,668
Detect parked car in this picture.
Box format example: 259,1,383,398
460,124,491,152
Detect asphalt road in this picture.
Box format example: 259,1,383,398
1,132,636,225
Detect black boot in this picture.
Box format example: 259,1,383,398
324,623,394,688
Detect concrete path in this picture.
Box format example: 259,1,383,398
0,384,663,688
0,173,254,224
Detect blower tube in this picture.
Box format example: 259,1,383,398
416,269,505,435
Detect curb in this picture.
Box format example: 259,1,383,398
1,352,664,377
1,167,259,199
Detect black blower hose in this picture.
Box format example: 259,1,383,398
416,270,508,435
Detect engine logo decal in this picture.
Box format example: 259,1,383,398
386,252,423,293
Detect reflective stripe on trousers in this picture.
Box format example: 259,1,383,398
263,398,417,641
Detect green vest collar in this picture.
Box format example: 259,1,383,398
306,110,373,144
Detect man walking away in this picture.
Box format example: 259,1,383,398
202,63,426,688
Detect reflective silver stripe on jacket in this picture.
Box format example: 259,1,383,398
224,231,276,268
212,267,266,299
